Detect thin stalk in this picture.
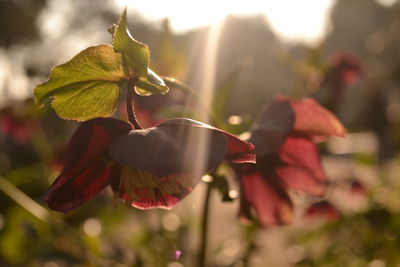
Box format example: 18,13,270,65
198,181,213,267
0,175,96,261
242,237,256,267
125,78,142,129
0,176,50,222
242,224,258,267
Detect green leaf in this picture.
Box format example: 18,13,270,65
34,44,125,120
113,8,150,77
112,9,168,95
135,68,169,95
51,81,120,121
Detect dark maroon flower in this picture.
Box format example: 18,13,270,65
237,95,345,226
44,117,255,212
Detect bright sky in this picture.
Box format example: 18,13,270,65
115,0,335,44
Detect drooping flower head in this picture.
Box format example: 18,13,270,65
44,117,255,212
236,95,345,226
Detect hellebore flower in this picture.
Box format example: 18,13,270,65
44,117,255,212
237,95,345,226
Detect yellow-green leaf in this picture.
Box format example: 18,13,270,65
51,81,120,121
135,68,169,95
33,44,125,120
112,8,150,77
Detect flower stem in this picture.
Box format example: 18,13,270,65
0,176,50,222
126,78,142,129
198,181,213,267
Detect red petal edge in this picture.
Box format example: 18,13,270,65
155,118,256,164
45,161,120,212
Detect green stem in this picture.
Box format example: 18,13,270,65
125,78,142,129
0,176,95,261
198,181,213,267
242,225,258,267
0,176,50,222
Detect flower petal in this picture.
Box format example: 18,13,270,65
240,172,293,226
277,136,327,196
248,97,294,156
287,97,346,138
113,166,194,209
44,118,132,212
159,119,256,163
110,118,255,177
62,117,132,179
44,161,120,212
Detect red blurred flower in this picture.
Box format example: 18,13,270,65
327,53,361,87
317,53,362,109
0,108,34,145
237,95,345,226
349,179,367,196
44,117,255,212
305,200,340,222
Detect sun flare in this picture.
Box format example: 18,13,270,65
115,0,334,44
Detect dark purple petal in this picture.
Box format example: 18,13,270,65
44,161,120,212
276,136,327,196
110,118,254,176
157,119,256,163
240,172,293,226
248,96,294,156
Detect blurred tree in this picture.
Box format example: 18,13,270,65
0,0,46,47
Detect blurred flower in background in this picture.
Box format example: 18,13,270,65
236,95,345,226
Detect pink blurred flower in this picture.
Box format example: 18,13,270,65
237,95,345,226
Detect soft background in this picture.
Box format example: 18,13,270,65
1,0,400,266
